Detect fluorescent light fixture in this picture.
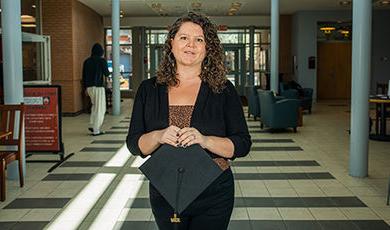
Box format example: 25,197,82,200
104,144,131,167
89,174,145,229
46,173,116,230
130,155,150,168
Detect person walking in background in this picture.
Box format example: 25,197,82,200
127,12,251,229
82,43,110,136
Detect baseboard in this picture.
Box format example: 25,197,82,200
62,110,85,117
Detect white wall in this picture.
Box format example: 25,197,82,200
292,10,390,99
371,10,390,92
291,11,351,100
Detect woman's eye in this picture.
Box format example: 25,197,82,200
197,38,204,43
180,36,187,40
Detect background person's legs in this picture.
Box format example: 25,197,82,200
87,87,106,134
95,87,106,133
87,87,96,132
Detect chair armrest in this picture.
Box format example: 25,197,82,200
275,99,300,108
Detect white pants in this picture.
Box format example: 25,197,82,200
87,87,106,134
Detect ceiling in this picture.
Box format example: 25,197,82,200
78,0,390,17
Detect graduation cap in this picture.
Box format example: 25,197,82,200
139,144,223,223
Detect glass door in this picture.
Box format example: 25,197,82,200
149,44,164,79
223,44,246,95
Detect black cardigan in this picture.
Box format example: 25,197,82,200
126,77,251,159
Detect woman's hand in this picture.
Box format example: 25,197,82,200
156,125,181,147
177,127,208,148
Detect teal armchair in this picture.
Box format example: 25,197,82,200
280,82,313,114
258,90,300,132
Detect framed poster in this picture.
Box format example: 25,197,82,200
24,85,62,152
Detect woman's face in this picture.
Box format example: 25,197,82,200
171,22,206,69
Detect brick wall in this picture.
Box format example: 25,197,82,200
42,0,104,113
73,1,104,112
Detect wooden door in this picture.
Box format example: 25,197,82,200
317,42,352,99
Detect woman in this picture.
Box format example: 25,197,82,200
127,12,251,230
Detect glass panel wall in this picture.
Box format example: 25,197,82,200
105,29,132,90
219,28,270,87
115,26,271,89
256,29,271,87
146,28,168,79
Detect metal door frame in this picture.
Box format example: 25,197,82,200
223,44,246,95
149,44,163,78
21,32,51,84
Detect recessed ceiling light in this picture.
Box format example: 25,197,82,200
320,26,336,34
22,24,36,28
379,0,390,5
32,5,36,8
339,1,351,6
151,3,161,9
231,2,242,8
21,15,36,23
191,2,202,8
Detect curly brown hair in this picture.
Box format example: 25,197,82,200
156,12,227,93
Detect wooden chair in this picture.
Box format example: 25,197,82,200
0,104,25,202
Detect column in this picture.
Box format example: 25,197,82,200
349,0,372,177
1,0,25,179
111,0,121,115
270,0,279,93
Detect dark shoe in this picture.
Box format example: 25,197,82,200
88,128,93,133
92,131,105,136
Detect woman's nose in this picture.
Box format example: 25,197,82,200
186,39,195,47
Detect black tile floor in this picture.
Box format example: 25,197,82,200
251,146,303,151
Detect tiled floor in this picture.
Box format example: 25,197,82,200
0,99,389,230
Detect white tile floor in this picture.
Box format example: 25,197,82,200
1,99,390,229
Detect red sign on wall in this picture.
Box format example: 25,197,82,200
24,86,61,152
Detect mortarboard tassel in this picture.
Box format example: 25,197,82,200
171,167,185,226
